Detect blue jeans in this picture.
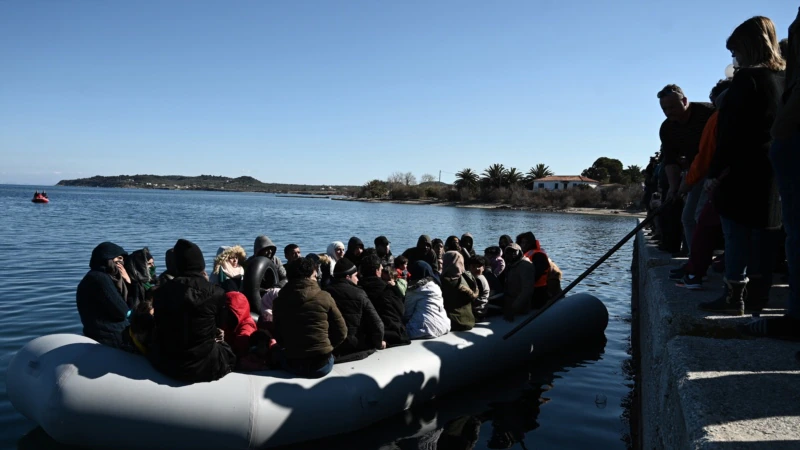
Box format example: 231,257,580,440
279,351,335,379
720,217,775,285
770,133,800,319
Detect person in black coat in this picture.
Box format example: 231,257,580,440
402,235,438,270
358,255,411,348
324,258,384,362
76,242,132,349
152,239,236,383
343,236,365,269
701,16,785,316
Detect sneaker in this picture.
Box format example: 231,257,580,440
668,267,686,281
698,279,745,316
676,274,703,290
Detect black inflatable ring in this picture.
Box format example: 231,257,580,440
243,256,280,314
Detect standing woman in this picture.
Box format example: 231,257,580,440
700,16,785,315
745,9,800,339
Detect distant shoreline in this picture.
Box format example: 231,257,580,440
333,197,646,218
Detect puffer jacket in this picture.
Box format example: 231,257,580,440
404,278,450,339
325,278,384,359
152,275,236,383
273,278,347,360
359,275,410,347
222,291,257,356
76,242,131,349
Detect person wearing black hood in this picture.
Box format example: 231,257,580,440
152,239,236,383
358,255,410,347
157,248,177,285
460,233,477,260
324,257,385,362
124,247,155,311
76,242,132,349
374,236,394,268
343,236,365,268
402,235,438,270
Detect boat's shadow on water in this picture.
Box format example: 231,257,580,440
265,332,607,450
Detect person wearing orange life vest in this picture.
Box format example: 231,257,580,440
516,232,555,309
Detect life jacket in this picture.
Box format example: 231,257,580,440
523,240,549,288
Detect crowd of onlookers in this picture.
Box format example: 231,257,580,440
76,231,563,381
642,12,800,349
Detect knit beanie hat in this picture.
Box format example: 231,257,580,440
333,257,357,277
174,239,205,275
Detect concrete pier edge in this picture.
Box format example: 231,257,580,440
633,219,800,449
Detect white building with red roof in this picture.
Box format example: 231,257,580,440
530,175,599,191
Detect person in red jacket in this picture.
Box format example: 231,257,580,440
223,291,278,371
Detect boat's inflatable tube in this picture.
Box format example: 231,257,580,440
242,256,279,314
7,293,608,450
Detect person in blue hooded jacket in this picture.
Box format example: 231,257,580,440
76,242,132,349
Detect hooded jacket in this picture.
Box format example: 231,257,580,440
325,277,384,360
210,245,247,287
124,248,153,310
76,242,131,349
273,277,347,360
504,252,536,318
222,291,257,356
404,261,450,339
343,237,365,269
359,275,410,347
253,235,287,285
152,239,236,383
440,252,478,331
460,233,477,259
402,235,438,270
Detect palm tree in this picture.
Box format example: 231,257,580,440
505,167,524,187
482,164,507,189
455,168,480,190
527,163,554,181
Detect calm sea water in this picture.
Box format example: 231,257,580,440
0,185,635,450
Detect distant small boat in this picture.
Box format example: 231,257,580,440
32,194,49,204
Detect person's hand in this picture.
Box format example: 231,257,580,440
666,186,678,201
380,341,387,350
215,328,225,342
387,278,396,287
116,262,131,284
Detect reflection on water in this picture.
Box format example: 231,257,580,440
0,185,634,450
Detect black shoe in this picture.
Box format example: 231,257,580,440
698,279,746,316
744,276,771,316
676,274,703,290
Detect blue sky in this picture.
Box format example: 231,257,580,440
1,1,795,186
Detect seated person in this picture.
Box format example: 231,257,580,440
273,258,347,378
152,239,236,383
210,245,246,291
284,244,302,264
358,255,411,348
222,291,257,357
402,235,438,269
404,261,450,339
157,248,177,285
431,238,445,274
394,255,411,280
76,242,132,349
343,237,365,268
325,258,385,362
251,235,288,287
440,251,478,331
502,243,535,321
124,247,155,310
468,256,490,320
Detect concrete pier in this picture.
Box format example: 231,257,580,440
634,222,800,449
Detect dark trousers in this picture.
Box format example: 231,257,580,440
770,134,800,319
660,192,685,253
685,201,723,276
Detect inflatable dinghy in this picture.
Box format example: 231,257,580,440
7,293,608,450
